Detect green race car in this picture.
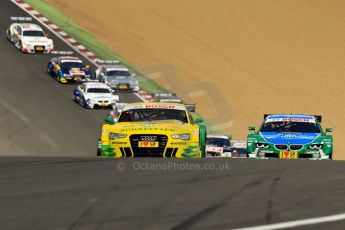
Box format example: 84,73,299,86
247,114,333,160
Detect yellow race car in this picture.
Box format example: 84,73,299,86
98,102,206,157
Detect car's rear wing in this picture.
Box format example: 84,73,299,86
10,17,32,22
151,92,183,103
185,104,196,113
151,92,177,97
51,51,74,56
95,60,120,65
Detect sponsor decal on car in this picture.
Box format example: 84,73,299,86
119,127,176,132
280,151,298,159
206,146,224,153
266,118,315,123
171,142,187,145
139,141,159,148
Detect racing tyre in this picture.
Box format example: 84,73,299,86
57,72,64,83
47,64,53,75
82,97,88,109
6,30,11,42
97,139,101,156
72,94,78,103
199,125,207,157
17,41,22,51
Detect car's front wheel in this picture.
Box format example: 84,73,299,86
6,29,12,42
17,40,22,51
82,97,91,109
72,94,78,103
97,139,101,156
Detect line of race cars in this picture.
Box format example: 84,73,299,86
6,17,333,159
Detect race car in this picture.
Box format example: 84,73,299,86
98,102,207,158
151,92,196,112
247,114,333,160
94,63,139,92
6,17,54,54
47,53,92,83
206,135,232,157
73,82,119,109
231,141,247,158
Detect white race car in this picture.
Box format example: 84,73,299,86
73,82,119,109
206,135,232,157
6,17,54,54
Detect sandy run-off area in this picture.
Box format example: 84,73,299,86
48,0,345,159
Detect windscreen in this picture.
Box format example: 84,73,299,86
87,88,110,93
61,62,84,69
207,138,230,147
118,108,188,123
260,121,321,133
23,30,45,37
106,70,130,77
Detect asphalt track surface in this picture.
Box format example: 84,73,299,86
0,157,344,230
0,1,344,230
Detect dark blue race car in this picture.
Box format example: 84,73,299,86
47,56,92,83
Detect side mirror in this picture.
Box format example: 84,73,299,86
326,128,333,132
104,116,115,125
194,117,203,123
248,126,256,131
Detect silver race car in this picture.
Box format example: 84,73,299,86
94,62,139,92
151,92,196,112
231,141,247,158
151,92,182,103
6,17,54,54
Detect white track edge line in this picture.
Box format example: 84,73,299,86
231,212,345,230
